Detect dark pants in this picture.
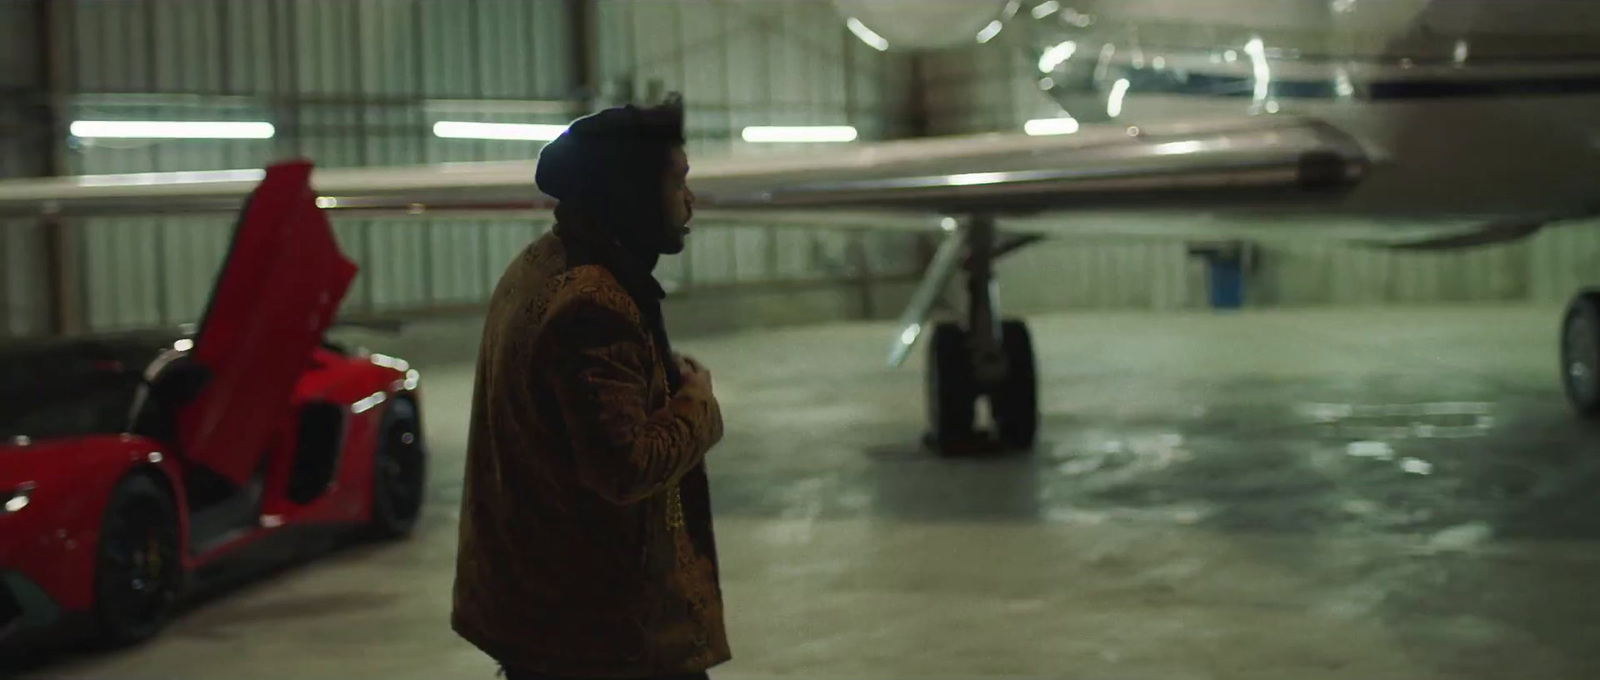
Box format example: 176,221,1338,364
498,668,708,680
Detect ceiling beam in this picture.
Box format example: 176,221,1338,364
568,0,599,111
29,0,84,336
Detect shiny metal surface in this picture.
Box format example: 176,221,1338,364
1014,0,1600,218
886,221,968,368
831,0,1015,50
1019,0,1600,113
711,119,1364,212
965,214,1005,384
0,114,1367,219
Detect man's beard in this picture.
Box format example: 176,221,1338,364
658,204,692,255
659,222,689,255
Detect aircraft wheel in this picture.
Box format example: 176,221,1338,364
367,397,427,540
1562,291,1600,418
93,474,182,647
992,319,1039,450
927,322,978,450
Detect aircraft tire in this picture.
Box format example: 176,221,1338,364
992,319,1039,450
927,321,978,450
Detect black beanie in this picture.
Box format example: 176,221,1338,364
534,96,686,208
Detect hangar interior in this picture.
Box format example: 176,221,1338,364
3,1,1600,679
7,0,1600,336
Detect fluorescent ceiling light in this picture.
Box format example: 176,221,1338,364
1152,140,1208,156
1038,40,1076,72
741,126,858,143
1244,36,1272,102
432,121,567,141
1032,1,1061,18
846,17,889,51
1024,117,1080,136
976,20,1004,44
1107,78,1131,118
70,120,275,139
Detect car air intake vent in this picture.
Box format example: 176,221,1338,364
287,402,347,505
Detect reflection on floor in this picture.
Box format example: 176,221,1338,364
20,306,1600,680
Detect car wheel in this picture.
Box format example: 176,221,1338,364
1563,291,1600,418
93,473,181,647
367,398,426,540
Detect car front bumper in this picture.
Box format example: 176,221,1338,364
0,569,63,643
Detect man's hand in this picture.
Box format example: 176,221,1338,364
676,353,713,396
674,352,723,449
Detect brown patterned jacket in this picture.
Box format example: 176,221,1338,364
451,230,729,677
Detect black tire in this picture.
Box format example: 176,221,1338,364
367,397,426,540
992,319,1039,450
93,473,182,647
927,321,978,449
1562,292,1600,418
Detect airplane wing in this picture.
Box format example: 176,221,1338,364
0,114,1367,223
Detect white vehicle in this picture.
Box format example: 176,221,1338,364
3,0,1598,452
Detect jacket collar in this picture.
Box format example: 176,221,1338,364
552,208,665,302
552,208,682,393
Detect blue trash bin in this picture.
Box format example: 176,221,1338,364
1209,257,1245,309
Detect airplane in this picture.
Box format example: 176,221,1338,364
1,0,1599,454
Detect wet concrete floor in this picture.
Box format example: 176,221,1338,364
17,306,1600,679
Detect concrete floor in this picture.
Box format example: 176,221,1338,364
18,306,1600,680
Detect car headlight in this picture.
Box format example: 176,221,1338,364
1,483,34,515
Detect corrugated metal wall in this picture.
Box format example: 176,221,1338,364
1528,219,1600,303
997,238,1198,313
0,1,41,176
0,219,49,337
4,0,919,336
0,0,46,336
598,0,914,156
989,222,1599,313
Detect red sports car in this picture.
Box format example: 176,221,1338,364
0,161,427,651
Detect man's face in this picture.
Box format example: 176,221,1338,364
660,147,694,254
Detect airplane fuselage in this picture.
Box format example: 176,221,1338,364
1021,0,1600,220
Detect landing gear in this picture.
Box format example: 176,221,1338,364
1562,290,1600,418
894,214,1041,454
925,319,1039,452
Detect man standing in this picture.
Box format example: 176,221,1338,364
452,94,728,680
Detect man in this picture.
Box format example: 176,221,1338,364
452,94,728,680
